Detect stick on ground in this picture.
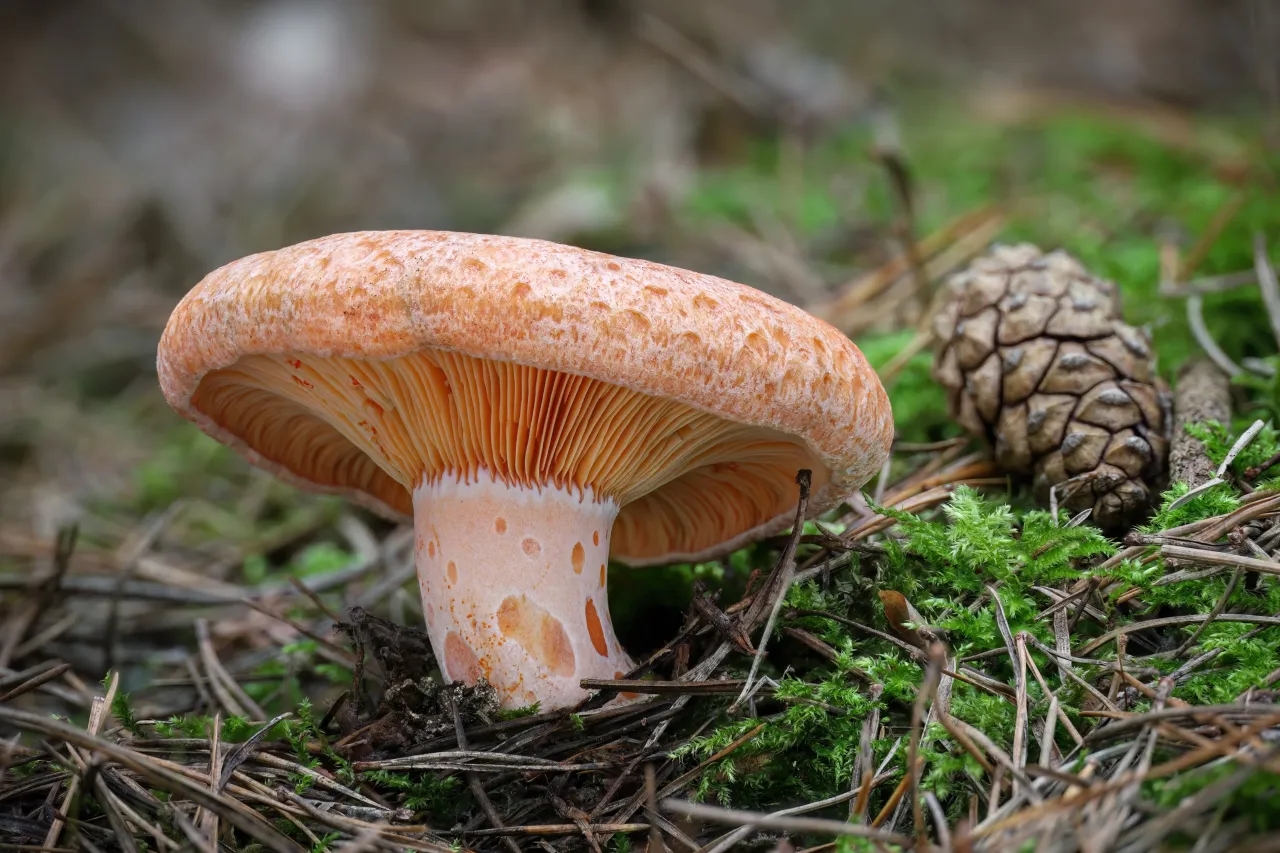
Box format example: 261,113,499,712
1169,358,1232,488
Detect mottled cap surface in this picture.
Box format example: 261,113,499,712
158,230,893,563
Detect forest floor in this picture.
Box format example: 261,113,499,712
3,9,1280,849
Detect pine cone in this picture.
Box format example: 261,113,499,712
932,243,1170,530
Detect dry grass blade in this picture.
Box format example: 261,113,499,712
0,662,71,704
82,760,144,853
444,690,522,853
42,671,117,850
985,587,1025,773
1173,564,1245,657
1160,268,1258,297
945,714,1042,804
879,329,933,383
1078,613,1280,656
1083,704,1280,745
663,798,912,846
0,707,305,852
0,525,77,669
194,618,265,720
1021,642,1084,748
690,584,754,654
452,823,652,838
331,824,389,853
241,597,357,665
1254,233,1280,350
217,711,292,791
578,679,759,697
198,711,222,850
924,791,951,851
103,504,185,672
814,206,1004,332
355,751,609,774
1182,189,1248,281
644,763,665,853
936,713,995,778
1117,758,1269,851
907,643,945,846
1013,635,1029,777
1161,543,1280,577
787,609,926,662
849,683,885,822
733,470,811,709
1187,293,1244,377
870,102,929,309
656,723,767,802
870,772,912,830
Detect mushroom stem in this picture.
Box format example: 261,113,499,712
412,471,635,709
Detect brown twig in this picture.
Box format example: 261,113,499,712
1170,359,1234,488
443,690,522,853
907,643,946,846
0,525,77,669
194,618,266,720
669,789,910,851
0,661,72,704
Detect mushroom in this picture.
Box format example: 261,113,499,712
157,231,892,709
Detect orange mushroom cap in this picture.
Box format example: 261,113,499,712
158,230,892,566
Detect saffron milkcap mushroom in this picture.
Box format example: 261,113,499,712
157,231,893,709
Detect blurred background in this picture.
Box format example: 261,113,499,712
1,0,1278,678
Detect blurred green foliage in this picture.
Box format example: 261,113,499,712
133,426,240,512
858,329,955,444
682,102,1280,442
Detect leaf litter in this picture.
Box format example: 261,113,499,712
2,435,1279,852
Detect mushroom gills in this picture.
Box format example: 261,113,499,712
194,347,826,562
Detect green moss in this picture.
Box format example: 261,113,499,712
107,681,144,738
358,770,463,820
1147,761,1280,834
671,487,1119,812
1185,420,1280,478
1142,481,1240,531
495,702,542,721
1178,622,1280,705
671,668,878,807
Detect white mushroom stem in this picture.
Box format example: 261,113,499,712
412,471,636,709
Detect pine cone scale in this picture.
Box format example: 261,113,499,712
952,308,1001,369
1026,393,1076,455
1001,341,1057,404
970,354,1004,423
1062,424,1109,474
1086,336,1152,382
1122,381,1164,425
1105,431,1150,478
960,273,1008,315
1041,344,1115,393
995,405,1033,472
996,295,1056,344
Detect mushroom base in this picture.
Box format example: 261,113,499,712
412,472,635,709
